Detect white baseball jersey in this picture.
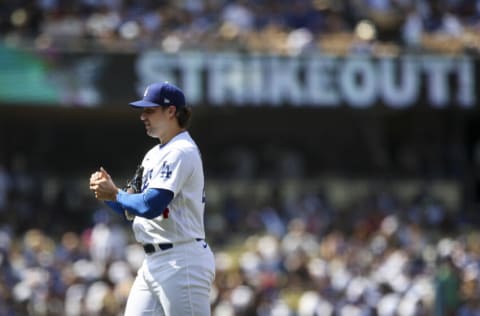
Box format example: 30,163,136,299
132,131,206,244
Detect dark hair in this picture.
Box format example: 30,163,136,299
175,106,192,128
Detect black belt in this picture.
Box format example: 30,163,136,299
143,238,204,254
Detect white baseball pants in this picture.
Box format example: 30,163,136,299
124,239,215,316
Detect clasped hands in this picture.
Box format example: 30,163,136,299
89,167,119,201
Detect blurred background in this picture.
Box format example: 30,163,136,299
0,0,480,315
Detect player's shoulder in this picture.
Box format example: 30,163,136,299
170,132,199,154
169,140,199,157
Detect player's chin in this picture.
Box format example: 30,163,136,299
145,129,157,138
145,127,153,136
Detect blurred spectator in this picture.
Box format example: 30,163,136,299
87,209,128,267
434,256,461,316
221,0,255,32
422,0,463,36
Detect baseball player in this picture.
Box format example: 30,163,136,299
89,82,215,316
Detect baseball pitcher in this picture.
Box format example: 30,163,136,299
89,82,215,316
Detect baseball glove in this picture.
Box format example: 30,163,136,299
123,165,144,220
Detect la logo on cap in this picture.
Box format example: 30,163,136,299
143,87,149,97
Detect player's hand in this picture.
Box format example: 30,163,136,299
89,167,120,201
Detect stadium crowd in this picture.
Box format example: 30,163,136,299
1,1,480,315
0,0,480,55
0,158,479,316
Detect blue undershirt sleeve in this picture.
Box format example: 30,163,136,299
114,188,174,219
104,201,125,215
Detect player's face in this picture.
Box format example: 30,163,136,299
140,106,174,139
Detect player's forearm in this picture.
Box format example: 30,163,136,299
116,188,174,219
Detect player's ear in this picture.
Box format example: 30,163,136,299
168,105,177,117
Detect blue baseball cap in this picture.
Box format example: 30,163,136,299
129,82,186,108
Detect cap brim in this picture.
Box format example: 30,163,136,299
129,100,160,108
